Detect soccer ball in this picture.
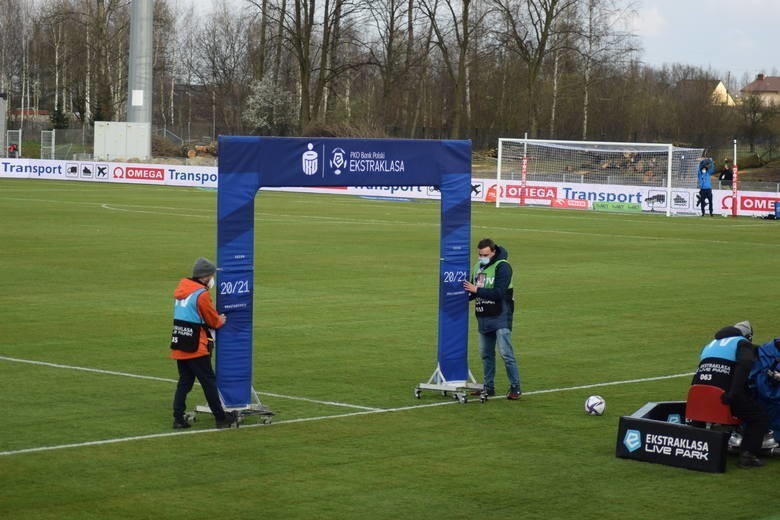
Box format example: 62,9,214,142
584,395,606,416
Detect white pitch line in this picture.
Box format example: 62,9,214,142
0,356,378,412
0,401,459,456
0,355,177,383
0,362,696,456
256,391,381,411
523,372,695,395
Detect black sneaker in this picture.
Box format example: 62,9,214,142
472,387,495,396
173,418,191,429
738,451,765,469
216,410,239,429
506,386,522,400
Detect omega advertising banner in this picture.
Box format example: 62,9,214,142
216,136,472,407
3,157,779,217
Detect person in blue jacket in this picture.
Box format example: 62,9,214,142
697,158,715,216
750,337,780,440
463,238,521,400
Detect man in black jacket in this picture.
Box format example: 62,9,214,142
719,160,733,187
693,321,769,468
463,238,521,400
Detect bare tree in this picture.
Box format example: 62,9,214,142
739,94,777,154
420,0,485,138
285,0,361,127
189,1,252,134
1,0,765,153
364,0,435,132
404,8,435,136
574,0,637,139
490,0,578,137
89,0,129,122
151,0,176,132
246,0,272,79
272,0,288,84
0,0,24,100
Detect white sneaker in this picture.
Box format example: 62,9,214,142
728,432,742,450
762,431,778,450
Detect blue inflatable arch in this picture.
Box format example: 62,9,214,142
216,136,472,406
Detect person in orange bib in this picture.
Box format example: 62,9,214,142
170,257,238,429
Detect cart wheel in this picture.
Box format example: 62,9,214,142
262,416,273,425
414,388,422,399
458,394,468,404
442,390,448,397
185,411,197,424
480,394,487,403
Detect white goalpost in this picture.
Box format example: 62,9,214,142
495,137,705,216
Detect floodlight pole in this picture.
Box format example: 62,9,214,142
0,93,6,158
127,0,152,157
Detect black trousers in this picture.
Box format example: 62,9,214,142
730,394,769,454
699,189,713,215
173,355,226,421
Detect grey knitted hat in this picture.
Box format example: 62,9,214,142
734,320,753,340
192,257,216,278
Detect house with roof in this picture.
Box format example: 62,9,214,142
740,74,780,106
10,108,51,123
675,79,735,106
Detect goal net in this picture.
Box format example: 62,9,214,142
495,138,705,216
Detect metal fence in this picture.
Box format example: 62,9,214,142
6,129,21,157
728,181,780,193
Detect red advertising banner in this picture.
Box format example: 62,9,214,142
505,184,558,200
552,198,589,209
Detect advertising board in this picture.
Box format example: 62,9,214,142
2,158,777,217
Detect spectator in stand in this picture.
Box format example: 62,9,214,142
719,159,733,188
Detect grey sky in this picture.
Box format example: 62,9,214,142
178,0,778,86
635,0,780,83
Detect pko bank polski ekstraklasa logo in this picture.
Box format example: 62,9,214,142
623,429,710,460
301,143,406,177
330,147,347,175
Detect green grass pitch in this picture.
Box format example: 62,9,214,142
2,178,780,519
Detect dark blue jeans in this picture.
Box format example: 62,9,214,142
478,328,521,391
173,355,227,421
699,189,713,215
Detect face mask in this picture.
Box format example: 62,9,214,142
479,256,490,266
208,277,215,290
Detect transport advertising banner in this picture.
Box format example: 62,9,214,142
0,158,218,188
2,158,778,218
487,179,780,218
